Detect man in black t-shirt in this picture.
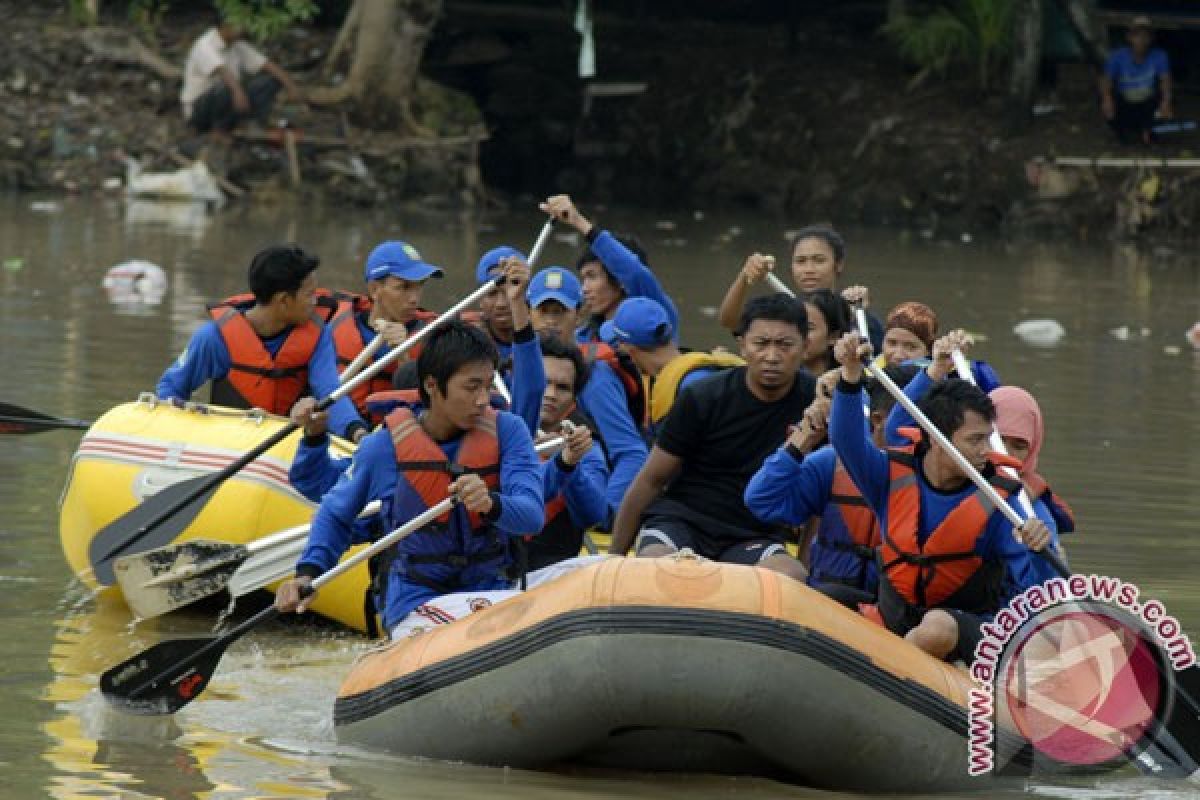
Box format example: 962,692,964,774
610,294,815,580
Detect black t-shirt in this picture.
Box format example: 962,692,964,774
648,366,816,539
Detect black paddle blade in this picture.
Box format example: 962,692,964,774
100,636,225,715
1158,663,1200,771
0,401,91,434
89,475,222,585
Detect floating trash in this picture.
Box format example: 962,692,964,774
698,305,718,317
102,260,167,310
30,201,61,213
3,257,23,272
1013,319,1065,347
1110,326,1131,341
1187,323,1200,349
1164,345,1182,356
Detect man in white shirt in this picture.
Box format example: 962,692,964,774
181,18,303,140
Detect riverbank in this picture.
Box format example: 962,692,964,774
3,1,1199,238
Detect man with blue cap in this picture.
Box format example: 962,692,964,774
601,297,744,430
525,266,649,518
291,240,443,445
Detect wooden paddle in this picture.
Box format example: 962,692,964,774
115,436,565,618
0,401,91,434
87,217,557,586
100,496,456,715
856,309,1200,778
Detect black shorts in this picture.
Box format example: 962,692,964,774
635,514,786,565
945,609,987,664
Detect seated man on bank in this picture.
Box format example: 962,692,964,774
527,335,610,570
181,14,304,147
1100,15,1172,145
609,294,814,581
600,296,743,429
156,244,363,439
274,320,544,639
828,331,1050,662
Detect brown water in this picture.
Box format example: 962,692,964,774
1,193,1198,799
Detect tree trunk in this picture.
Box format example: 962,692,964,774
1008,0,1044,129
1052,0,1107,67
308,0,443,132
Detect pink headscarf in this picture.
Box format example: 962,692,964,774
989,386,1044,475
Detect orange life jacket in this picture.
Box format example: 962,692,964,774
824,460,881,552
878,427,1022,611
206,294,325,415
579,341,648,430
329,294,437,422
386,404,500,531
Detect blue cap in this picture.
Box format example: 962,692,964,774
475,246,526,285
599,297,674,348
527,268,582,310
365,241,443,283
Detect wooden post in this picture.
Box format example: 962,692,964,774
283,130,302,185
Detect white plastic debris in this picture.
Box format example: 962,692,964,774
1013,319,1065,347
102,260,167,309
123,157,222,205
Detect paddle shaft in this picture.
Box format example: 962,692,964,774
950,349,1037,519
766,271,794,297
338,334,385,383
119,496,457,705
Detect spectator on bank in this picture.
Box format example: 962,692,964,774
1100,15,1172,145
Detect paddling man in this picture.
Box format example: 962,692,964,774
600,296,743,429
609,294,813,582
156,244,363,439
744,364,919,597
537,194,679,344
316,240,443,429
526,267,648,517
275,320,544,639
527,335,609,569
829,331,1050,662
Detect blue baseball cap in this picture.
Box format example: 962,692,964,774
599,297,674,348
475,246,526,285
527,268,582,310
365,241,443,283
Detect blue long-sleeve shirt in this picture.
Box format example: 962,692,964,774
542,446,610,530
576,230,680,343
157,317,364,438
508,325,544,436
577,359,649,516
829,380,1038,608
289,433,350,502
745,444,838,528
297,410,544,579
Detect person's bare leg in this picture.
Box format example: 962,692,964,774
905,609,959,659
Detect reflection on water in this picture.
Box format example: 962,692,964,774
2,195,1198,798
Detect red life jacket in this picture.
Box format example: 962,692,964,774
329,294,437,422
579,341,648,431
206,294,324,415
877,427,1022,613
386,404,500,531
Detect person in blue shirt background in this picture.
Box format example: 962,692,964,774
275,319,543,639
537,193,680,344
1100,15,1172,145
524,266,649,517
829,331,1051,662
156,243,363,440
600,296,743,431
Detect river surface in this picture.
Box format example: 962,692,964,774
1,193,1198,799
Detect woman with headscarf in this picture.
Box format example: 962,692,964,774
990,386,1076,537
874,301,1001,391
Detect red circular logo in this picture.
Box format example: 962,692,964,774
1001,608,1163,765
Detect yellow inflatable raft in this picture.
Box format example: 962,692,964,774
58,395,374,632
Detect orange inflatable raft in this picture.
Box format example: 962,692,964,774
332,556,1070,792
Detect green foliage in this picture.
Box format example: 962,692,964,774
215,0,318,41
129,0,170,38
883,0,1016,89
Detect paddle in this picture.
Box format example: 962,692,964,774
88,217,557,586
855,310,1200,777
101,496,457,715
0,401,92,434
115,436,566,618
